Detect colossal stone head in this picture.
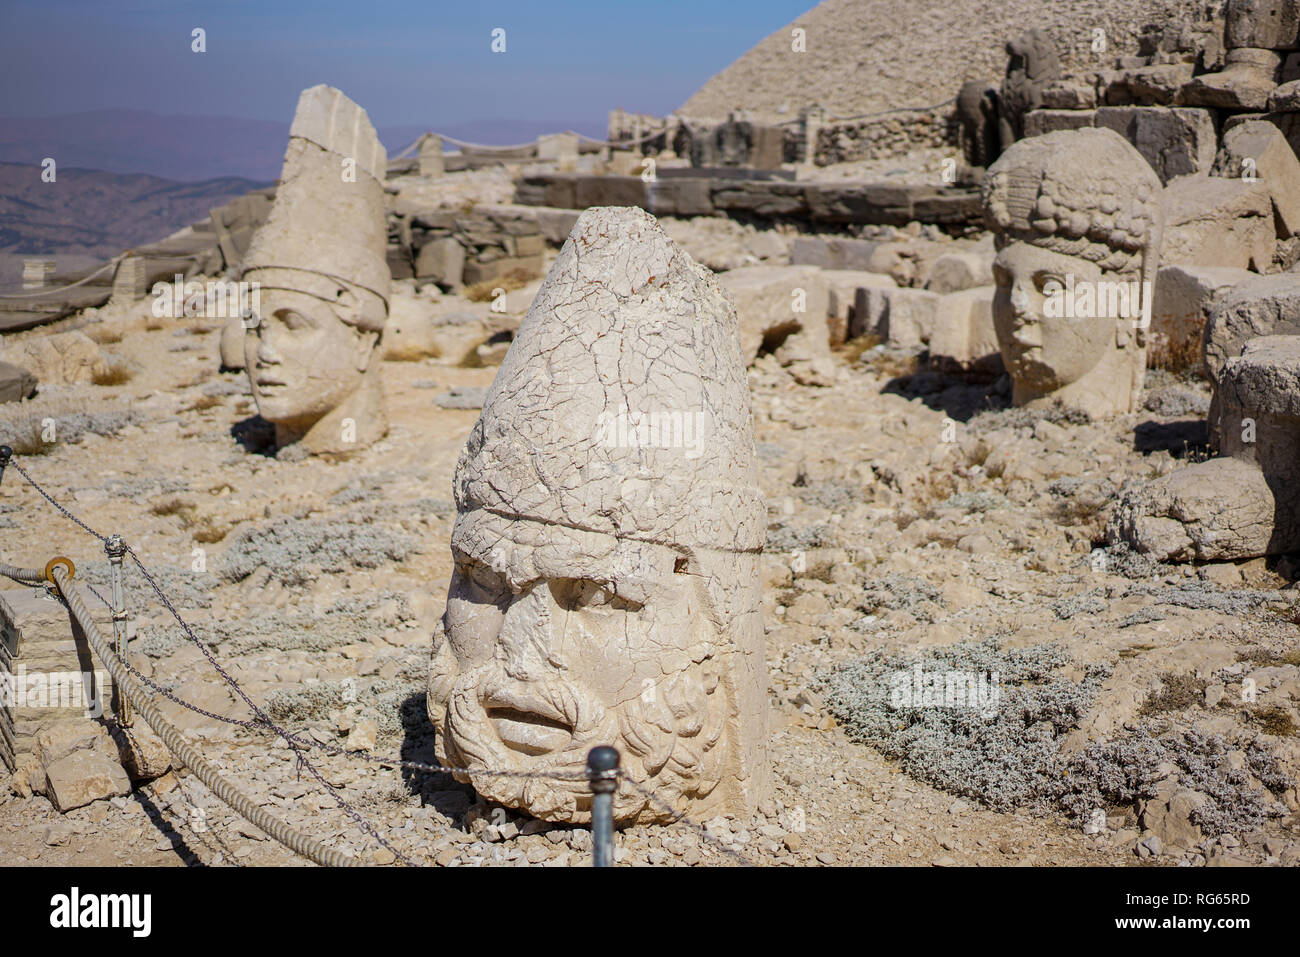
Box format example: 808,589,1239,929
427,206,769,824
242,85,390,455
983,127,1163,418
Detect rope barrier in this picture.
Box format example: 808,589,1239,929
0,256,124,301
49,562,357,867
0,450,759,866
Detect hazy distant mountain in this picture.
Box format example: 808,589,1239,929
0,110,607,182
0,161,268,263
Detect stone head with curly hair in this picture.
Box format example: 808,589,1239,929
983,127,1163,417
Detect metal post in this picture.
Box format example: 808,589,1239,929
105,534,132,727
586,746,619,867
0,445,11,487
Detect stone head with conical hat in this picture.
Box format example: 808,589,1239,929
427,206,770,824
242,85,390,455
983,127,1163,418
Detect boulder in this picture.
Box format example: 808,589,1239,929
414,236,466,289
1107,457,1282,561
0,331,108,385
1214,120,1300,237
790,236,880,272
1095,107,1218,184
1160,176,1274,271
1182,48,1283,111
44,750,131,812
0,360,37,403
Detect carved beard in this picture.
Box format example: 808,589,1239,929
429,633,727,824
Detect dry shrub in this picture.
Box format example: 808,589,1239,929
833,334,880,365
1147,331,1204,378
83,323,124,345
463,267,538,303
92,356,134,386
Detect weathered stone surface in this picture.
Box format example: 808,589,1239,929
414,236,465,288
1161,175,1274,271
1220,334,1300,419
1204,273,1300,382
1140,787,1207,849
925,242,994,294
1099,63,1195,106
242,85,390,457
852,286,941,346
428,206,769,825
711,181,809,218
1094,106,1218,183
462,254,544,287
219,316,246,370
113,722,171,783
1268,78,1300,110
418,134,444,178
719,265,833,385
1108,457,1282,560
823,270,896,345
573,176,647,209
0,331,107,385
44,750,131,812
1183,48,1282,110
1040,77,1098,110
1023,109,1095,138
928,286,1001,373
1226,0,1300,51
790,236,880,271
647,178,715,217
1150,265,1256,362
984,128,1161,418
0,360,37,403
1215,120,1300,237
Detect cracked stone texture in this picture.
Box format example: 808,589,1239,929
241,85,391,456
428,206,769,825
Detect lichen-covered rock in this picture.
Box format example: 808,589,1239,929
0,331,107,385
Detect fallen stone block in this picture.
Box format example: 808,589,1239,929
851,286,940,346
0,331,108,385
1095,106,1218,183
45,750,131,812
1214,120,1300,237
1099,63,1195,106
573,175,647,209
711,181,809,218
461,254,544,287
1023,109,1095,137
414,235,465,288
718,265,833,384
822,270,897,345
1183,48,1282,111
924,242,994,294
0,360,37,403
647,178,715,217
928,286,1001,374
1161,175,1274,271
790,236,880,271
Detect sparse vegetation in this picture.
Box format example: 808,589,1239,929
463,267,538,302
1138,672,1208,716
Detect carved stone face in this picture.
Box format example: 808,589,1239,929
992,242,1118,393
429,510,729,822
244,288,378,430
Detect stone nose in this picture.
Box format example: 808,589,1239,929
497,584,556,683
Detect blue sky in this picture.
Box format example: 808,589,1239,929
0,0,814,127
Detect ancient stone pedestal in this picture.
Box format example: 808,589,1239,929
418,134,444,178
110,256,147,306
21,260,55,290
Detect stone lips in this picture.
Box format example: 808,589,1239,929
454,206,765,555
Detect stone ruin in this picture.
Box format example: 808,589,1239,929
240,84,391,457
427,206,769,824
